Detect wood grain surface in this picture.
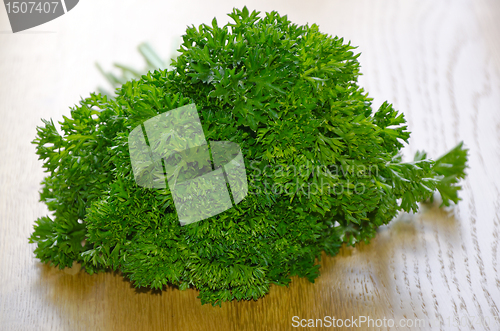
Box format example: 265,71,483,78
1,0,499,330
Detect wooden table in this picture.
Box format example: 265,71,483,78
1,0,499,330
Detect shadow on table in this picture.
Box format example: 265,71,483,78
34,200,461,331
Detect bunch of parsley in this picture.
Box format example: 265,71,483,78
30,7,468,306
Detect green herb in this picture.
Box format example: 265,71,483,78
96,42,172,97
30,7,468,306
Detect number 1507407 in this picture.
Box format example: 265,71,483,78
5,2,59,14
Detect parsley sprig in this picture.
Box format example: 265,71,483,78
30,7,468,306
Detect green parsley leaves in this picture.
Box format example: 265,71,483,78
30,7,468,306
